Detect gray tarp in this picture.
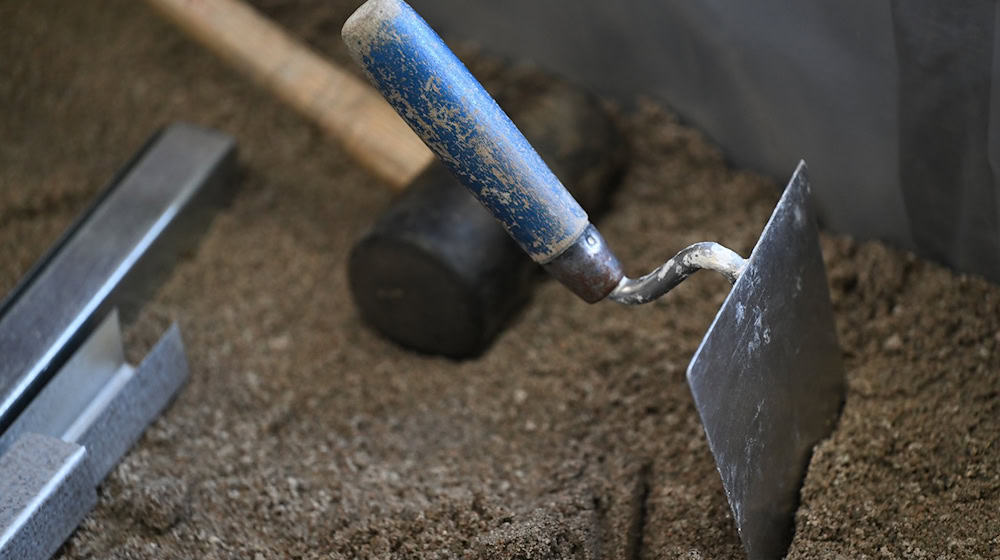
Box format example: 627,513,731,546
415,0,1000,283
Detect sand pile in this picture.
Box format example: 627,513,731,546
1,1,996,558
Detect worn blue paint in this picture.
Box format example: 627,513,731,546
343,0,589,262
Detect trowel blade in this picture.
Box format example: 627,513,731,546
686,161,845,560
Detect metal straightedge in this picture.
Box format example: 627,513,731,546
0,123,237,559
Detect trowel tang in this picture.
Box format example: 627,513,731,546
343,2,845,558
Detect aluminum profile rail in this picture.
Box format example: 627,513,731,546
0,123,237,559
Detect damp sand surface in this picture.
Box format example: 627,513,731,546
1,1,998,558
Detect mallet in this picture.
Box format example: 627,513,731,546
349,79,625,358
143,0,625,358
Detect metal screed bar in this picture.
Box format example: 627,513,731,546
0,123,237,559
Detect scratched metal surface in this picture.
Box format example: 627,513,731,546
342,0,588,263
686,163,845,560
0,123,234,434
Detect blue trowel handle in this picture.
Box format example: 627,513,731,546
342,0,624,302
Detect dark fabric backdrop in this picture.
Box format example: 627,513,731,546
415,0,1000,283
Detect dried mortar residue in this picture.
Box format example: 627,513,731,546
1,0,997,558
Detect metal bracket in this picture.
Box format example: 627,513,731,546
0,312,188,559
0,123,237,559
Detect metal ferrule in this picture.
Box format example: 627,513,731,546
542,224,624,303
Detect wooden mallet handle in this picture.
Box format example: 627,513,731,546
145,0,433,188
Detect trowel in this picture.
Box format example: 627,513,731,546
342,1,845,558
